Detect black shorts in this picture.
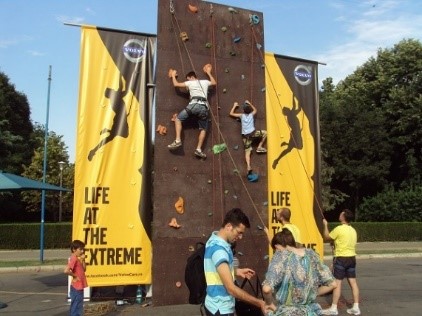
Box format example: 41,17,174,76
204,306,234,316
333,256,356,280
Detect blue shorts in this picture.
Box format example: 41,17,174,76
333,256,356,280
177,101,209,130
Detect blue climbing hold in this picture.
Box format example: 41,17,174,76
247,173,259,182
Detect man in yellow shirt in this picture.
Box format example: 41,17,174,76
266,207,302,246
321,209,360,316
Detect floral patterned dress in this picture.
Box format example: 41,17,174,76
262,249,334,316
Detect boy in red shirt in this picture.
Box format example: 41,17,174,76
64,240,88,316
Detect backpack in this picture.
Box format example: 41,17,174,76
184,242,206,304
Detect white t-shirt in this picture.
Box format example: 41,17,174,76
184,79,211,100
241,113,255,135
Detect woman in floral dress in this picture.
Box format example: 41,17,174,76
262,228,337,315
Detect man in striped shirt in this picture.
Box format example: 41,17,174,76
204,208,272,316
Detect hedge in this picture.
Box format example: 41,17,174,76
0,222,421,249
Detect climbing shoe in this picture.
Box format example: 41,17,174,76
194,149,207,159
168,140,182,150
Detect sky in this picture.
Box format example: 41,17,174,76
1,0,421,163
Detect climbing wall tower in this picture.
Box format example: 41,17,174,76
153,0,268,305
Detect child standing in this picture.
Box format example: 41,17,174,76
229,100,267,178
64,240,88,316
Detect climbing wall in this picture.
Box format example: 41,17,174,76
153,0,268,305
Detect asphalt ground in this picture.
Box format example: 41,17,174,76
0,242,421,315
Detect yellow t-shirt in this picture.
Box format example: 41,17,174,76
279,223,302,245
329,224,357,257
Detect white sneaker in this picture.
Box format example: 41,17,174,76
321,308,338,315
347,307,361,315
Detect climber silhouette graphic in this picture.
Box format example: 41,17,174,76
88,76,130,161
272,96,303,169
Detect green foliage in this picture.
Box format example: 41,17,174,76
0,71,35,173
358,185,422,222
320,39,422,213
20,124,74,220
0,223,72,249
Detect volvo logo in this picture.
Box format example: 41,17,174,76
294,65,312,86
123,39,145,63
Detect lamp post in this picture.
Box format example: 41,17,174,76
58,161,65,222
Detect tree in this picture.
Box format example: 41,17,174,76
0,72,34,173
21,124,74,221
319,39,422,212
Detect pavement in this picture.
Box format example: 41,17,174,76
0,241,421,315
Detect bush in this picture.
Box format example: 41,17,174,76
0,223,72,249
358,186,422,222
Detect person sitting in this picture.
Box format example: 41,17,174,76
262,228,337,315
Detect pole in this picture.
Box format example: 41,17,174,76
58,161,65,222
40,65,52,262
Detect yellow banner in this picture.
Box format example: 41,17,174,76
73,26,153,285
265,52,323,258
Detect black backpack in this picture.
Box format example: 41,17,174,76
185,242,206,304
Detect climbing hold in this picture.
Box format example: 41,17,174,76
221,26,227,32
168,68,177,78
224,68,229,73
261,87,266,92
224,190,229,195
257,225,263,230
247,172,259,182
263,254,269,260
156,124,167,135
233,145,239,150
188,245,195,251
261,64,265,68
207,179,212,184
256,43,262,50
229,51,236,56
208,212,213,217
263,201,268,206
205,42,212,48
237,251,244,256
249,14,260,25
223,88,227,93
175,196,184,214
241,74,245,80
213,143,227,154
203,63,212,73
188,4,198,13
233,37,241,43
180,32,189,41
173,166,178,171
228,7,238,14
233,195,238,200
233,169,239,175
168,217,181,229
176,281,182,288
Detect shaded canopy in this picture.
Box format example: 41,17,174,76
0,172,70,192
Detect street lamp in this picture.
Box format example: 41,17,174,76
58,161,65,222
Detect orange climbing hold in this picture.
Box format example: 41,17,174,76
175,196,185,214
203,63,212,73
156,124,167,135
188,4,198,13
168,68,177,78
169,217,181,229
